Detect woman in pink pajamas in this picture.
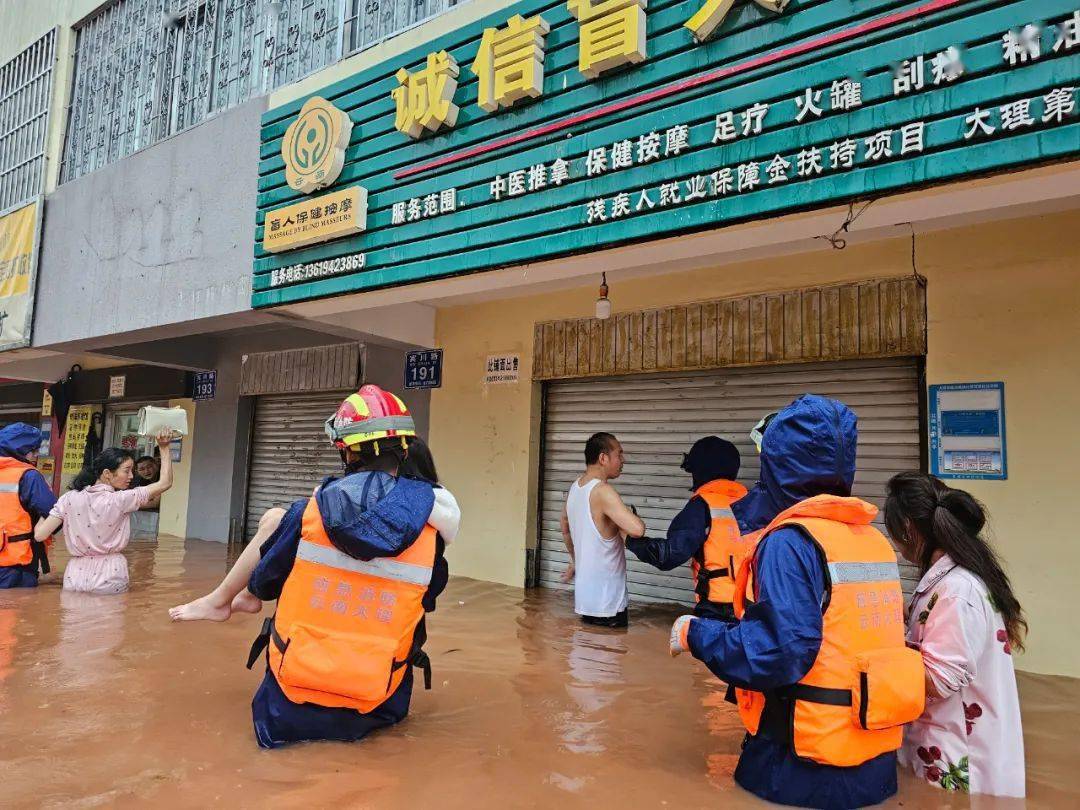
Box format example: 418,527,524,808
34,430,176,594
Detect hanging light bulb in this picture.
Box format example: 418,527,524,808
595,272,612,320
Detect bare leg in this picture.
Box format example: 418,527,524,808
168,507,285,622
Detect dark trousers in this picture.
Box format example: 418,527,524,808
581,608,628,628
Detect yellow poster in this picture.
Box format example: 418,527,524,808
0,200,39,350
61,405,94,475
41,390,52,416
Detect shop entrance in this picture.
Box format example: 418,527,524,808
244,390,350,540
537,357,924,605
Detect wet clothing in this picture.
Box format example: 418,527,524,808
0,424,57,589
581,608,628,628
684,395,898,809
627,480,746,621
900,554,1025,796
51,483,153,594
248,471,446,749
567,477,627,618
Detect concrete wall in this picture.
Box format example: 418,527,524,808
157,397,195,537
429,209,1080,677
34,97,264,346
0,1,99,62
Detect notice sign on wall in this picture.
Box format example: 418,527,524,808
262,185,368,253
109,375,126,398
61,405,94,474
193,370,217,401
929,382,1007,480
0,200,42,351
485,354,520,384
405,349,443,390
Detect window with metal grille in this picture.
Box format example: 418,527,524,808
60,0,345,184
341,0,461,55
0,29,56,212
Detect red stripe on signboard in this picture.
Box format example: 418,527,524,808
393,0,965,180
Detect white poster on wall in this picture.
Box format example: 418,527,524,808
485,354,520,384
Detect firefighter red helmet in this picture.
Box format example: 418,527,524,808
324,385,416,449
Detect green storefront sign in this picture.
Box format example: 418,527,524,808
254,0,1080,307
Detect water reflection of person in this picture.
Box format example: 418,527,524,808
562,624,627,754
56,590,127,689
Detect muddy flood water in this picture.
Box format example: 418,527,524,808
0,537,1077,809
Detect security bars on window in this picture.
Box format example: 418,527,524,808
60,0,470,184
61,0,344,183
0,29,56,213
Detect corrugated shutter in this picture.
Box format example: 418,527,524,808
245,391,351,540
538,358,922,605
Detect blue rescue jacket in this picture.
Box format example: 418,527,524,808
687,395,898,809
248,470,441,749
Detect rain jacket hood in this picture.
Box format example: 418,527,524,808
733,394,858,532
315,470,435,560
0,423,42,462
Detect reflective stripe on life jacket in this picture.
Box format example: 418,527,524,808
690,480,748,606
0,458,35,568
264,496,437,713
732,494,923,767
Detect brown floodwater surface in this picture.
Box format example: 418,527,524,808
0,537,1076,808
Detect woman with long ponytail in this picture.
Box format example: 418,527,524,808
885,472,1026,797
34,430,176,594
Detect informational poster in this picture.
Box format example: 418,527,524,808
41,390,52,416
0,199,43,351
929,382,1007,480
485,354,520,384
404,349,443,390
108,375,126,398
61,405,94,474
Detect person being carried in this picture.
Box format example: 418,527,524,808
170,387,460,749
34,430,176,594
0,423,58,588
667,395,925,809
168,435,460,623
627,436,746,621
561,432,644,628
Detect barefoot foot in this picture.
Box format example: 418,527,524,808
231,590,263,615
169,593,232,622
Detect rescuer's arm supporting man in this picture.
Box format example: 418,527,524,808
627,496,711,570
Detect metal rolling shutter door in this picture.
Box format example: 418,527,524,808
538,358,922,605
245,391,351,540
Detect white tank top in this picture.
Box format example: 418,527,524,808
566,477,628,617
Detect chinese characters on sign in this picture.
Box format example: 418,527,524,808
108,375,126,398
929,382,1007,480
62,405,94,475
263,186,367,253
685,0,789,44
392,188,458,225
485,354,521,384
393,51,461,138
405,349,444,390
269,254,366,288
193,370,217,402
472,15,550,112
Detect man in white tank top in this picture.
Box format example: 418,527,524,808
560,433,645,627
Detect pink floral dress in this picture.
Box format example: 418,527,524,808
899,553,1025,797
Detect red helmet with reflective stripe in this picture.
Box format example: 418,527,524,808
325,385,416,449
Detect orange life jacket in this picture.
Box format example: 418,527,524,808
691,480,748,605
0,458,36,568
732,495,924,767
259,496,437,713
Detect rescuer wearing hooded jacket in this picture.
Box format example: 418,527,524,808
668,395,924,809
242,385,450,749
626,436,746,620
0,423,57,588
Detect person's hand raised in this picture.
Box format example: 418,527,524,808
155,428,177,449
